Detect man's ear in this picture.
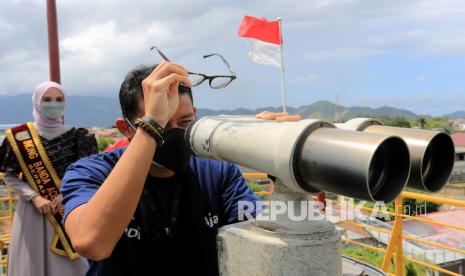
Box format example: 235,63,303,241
193,106,198,118
115,118,134,139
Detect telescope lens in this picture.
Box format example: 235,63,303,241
368,137,409,202
422,144,433,181
369,146,389,196
420,133,455,192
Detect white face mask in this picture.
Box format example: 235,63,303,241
40,101,65,119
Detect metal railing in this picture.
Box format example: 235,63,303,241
0,173,15,275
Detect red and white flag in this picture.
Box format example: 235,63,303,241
238,15,283,68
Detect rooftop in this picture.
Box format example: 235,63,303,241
451,133,465,147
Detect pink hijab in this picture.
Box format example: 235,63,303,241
32,81,66,128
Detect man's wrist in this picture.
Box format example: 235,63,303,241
135,128,158,148
144,113,167,128
135,119,164,145
141,116,165,134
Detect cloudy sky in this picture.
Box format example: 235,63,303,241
1,0,465,115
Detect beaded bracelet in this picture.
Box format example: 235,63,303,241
142,116,165,136
135,119,164,145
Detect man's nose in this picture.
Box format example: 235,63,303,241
164,122,177,131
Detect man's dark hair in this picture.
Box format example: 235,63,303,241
119,64,193,121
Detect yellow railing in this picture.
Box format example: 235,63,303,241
378,193,465,276
243,172,273,197
0,173,16,274
0,173,464,275
243,173,465,276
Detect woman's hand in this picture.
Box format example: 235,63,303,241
51,194,64,215
31,195,53,215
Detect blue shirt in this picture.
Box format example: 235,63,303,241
61,147,259,276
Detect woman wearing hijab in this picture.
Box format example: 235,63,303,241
0,81,97,276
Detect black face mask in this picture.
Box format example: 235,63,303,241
152,128,192,174
126,119,192,174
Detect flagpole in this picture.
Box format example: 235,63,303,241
277,17,287,113
47,0,61,83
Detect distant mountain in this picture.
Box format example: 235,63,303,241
0,95,457,127
444,111,465,119
196,106,297,117
197,100,417,121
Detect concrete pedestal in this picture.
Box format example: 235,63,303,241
217,219,341,276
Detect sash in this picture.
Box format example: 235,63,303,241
5,122,79,260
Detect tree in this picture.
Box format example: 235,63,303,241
417,116,427,129
97,137,115,153
379,117,411,128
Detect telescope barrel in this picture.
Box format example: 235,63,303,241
337,118,455,192
186,116,410,202
296,128,410,202
186,116,333,194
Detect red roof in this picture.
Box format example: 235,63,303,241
451,133,465,147
416,209,465,248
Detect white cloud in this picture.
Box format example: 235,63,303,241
348,90,465,116
274,0,465,60
290,74,335,84
5,0,43,5
415,76,429,83
59,20,173,93
305,48,382,61
0,50,48,95
56,5,245,95
61,21,172,64
1,0,465,114
0,21,15,38
406,90,465,115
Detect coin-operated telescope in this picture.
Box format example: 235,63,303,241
186,116,411,203
186,116,418,275
336,118,455,192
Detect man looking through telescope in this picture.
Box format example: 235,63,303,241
60,61,300,275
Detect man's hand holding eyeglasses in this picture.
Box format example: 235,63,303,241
142,62,192,127
152,46,237,89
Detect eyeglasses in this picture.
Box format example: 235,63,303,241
150,46,237,89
